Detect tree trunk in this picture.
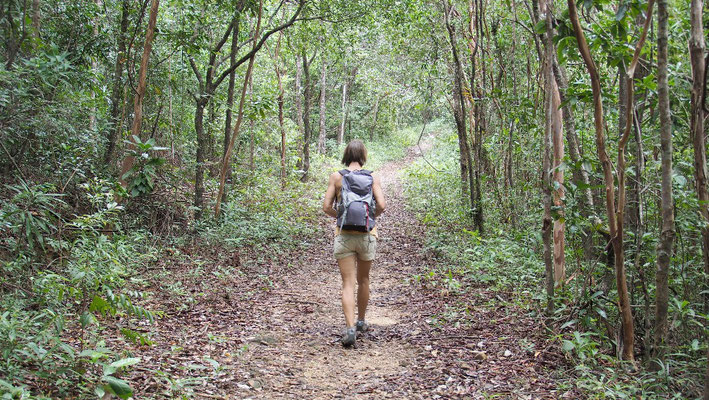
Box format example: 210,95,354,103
444,0,474,213
688,0,709,314
105,0,130,166
551,58,594,261
89,0,102,132
541,0,565,285
119,0,159,186
222,13,240,183
294,54,304,167
273,32,286,186
248,77,255,171
338,78,348,145
31,0,40,40
194,99,207,217
653,0,675,364
300,51,313,182
317,59,328,154
215,0,264,217
567,0,653,362
470,0,484,233
369,95,383,142
542,78,554,316
539,0,555,314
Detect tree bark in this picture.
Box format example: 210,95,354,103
688,0,709,314
215,0,263,217
194,98,207,216
338,77,348,145
542,77,554,316
369,94,383,141
541,0,565,285
294,54,304,166
119,0,159,186
272,30,286,186
653,0,675,364
470,0,484,233
317,58,328,153
444,0,474,214
567,0,653,362
300,50,314,181
222,13,240,184
105,0,129,166
89,0,102,132
31,0,40,40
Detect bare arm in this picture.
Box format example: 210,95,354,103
372,174,386,217
322,172,339,218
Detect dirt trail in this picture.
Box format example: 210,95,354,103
128,143,567,399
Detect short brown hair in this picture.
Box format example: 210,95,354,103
341,140,368,166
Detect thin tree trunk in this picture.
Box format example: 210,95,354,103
653,0,675,364
207,99,217,173
567,0,653,362
294,54,304,167
300,50,313,182
89,0,101,132
688,0,709,314
31,0,40,40
273,31,286,185
248,77,254,172
105,0,129,166
222,13,240,182
215,0,263,217
471,0,484,233
168,55,174,159
369,95,382,141
119,0,159,186
338,77,348,145
444,0,474,213
540,0,565,285
317,58,328,153
542,77,554,317
194,99,207,216
552,58,594,261
540,0,555,314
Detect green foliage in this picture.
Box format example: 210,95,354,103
0,181,154,398
122,136,168,197
1,181,65,255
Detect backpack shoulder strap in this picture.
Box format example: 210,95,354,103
338,169,350,176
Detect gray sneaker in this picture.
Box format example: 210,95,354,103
356,320,369,333
341,326,356,347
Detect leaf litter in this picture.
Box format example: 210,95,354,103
110,145,577,399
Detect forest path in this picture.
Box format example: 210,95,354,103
129,140,566,399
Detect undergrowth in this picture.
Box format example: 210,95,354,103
400,122,706,399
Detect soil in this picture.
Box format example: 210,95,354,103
122,140,573,399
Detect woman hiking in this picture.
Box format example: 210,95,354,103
322,140,386,347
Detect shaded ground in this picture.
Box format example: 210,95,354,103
123,142,572,399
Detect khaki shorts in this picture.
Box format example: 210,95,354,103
334,233,377,261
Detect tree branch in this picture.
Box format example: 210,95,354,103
213,0,306,89
188,56,204,89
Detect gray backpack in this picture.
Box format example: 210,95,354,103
337,169,376,232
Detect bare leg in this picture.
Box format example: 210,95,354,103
356,259,372,321
338,255,357,327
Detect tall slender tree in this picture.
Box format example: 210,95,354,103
105,0,130,166
317,57,328,154
567,0,654,362
119,0,160,186
653,0,675,364
688,0,708,314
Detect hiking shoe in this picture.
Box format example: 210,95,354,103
341,326,356,347
356,320,369,333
